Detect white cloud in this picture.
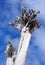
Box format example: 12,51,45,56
4,34,12,43
32,28,45,53
32,59,41,65
4,34,20,50
6,0,20,4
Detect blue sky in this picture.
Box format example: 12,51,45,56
0,0,45,65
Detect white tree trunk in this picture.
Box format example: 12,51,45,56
15,27,31,65
6,57,14,65
17,27,26,54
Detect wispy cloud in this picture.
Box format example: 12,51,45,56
4,34,20,50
